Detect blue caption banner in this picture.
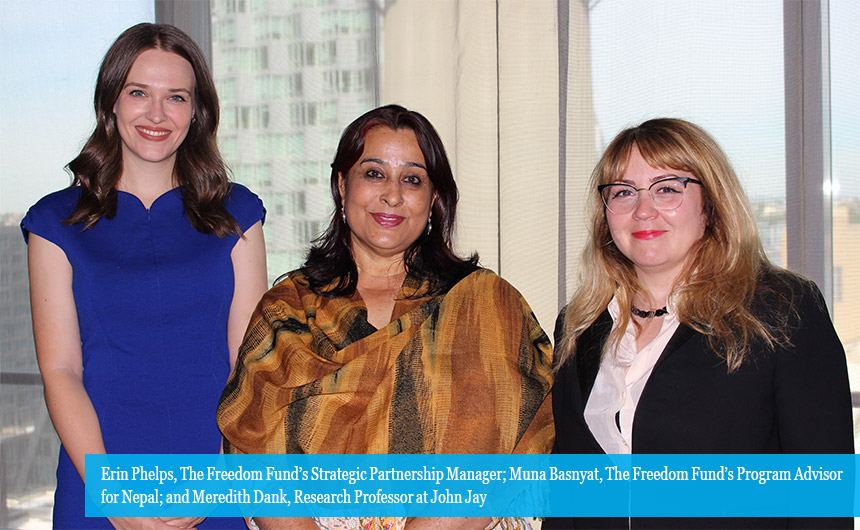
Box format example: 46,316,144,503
85,454,857,518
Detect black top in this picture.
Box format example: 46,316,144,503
547,270,854,529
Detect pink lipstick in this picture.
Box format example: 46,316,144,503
371,213,405,227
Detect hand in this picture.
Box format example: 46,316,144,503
108,517,191,530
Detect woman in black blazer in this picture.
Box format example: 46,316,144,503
547,118,853,530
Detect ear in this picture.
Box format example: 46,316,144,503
337,172,347,203
430,191,438,211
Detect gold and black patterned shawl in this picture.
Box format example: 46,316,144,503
217,268,554,455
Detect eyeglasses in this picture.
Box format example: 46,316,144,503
598,176,703,215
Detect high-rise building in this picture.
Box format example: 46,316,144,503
0,215,58,528
0,216,34,370
211,0,379,281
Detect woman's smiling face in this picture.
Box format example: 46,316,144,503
113,48,195,171
339,126,436,262
606,144,707,283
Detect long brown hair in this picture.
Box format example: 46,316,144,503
558,118,796,372
64,23,238,236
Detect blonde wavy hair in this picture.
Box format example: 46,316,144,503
557,118,794,373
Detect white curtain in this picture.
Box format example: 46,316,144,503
381,0,597,332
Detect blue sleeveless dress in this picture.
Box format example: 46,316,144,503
21,184,264,529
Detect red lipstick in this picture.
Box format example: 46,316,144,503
135,126,171,141
632,230,666,240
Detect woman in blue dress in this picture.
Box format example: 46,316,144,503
22,23,267,530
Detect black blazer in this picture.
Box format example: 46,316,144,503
547,272,854,529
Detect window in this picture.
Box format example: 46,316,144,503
221,106,238,130
218,135,238,160
321,8,370,35
356,38,370,62
208,0,860,476
251,0,268,14
289,102,318,127
287,132,306,155
257,163,272,187
5,3,860,526
319,41,336,65
256,74,284,99
289,190,307,214
254,15,300,40
320,101,337,124
294,219,324,245
215,18,235,43
829,1,860,417
271,192,286,215
377,0,860,451
216,77,237,102
0,3,154,527
255,133,288,158
321,9,338,34
221,46,269,72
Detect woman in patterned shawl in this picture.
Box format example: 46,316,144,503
217,105,554,530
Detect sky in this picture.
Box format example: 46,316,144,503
589,0,859,201
1,0,857,214
829,0,860,199
0,0,153,214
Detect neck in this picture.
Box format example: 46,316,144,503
351,246,407,289
633,270,679,310
118,160,177,209
119,149,177,185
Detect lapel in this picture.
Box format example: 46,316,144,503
564,311,701,456
575,310,613,404
652,322,697,371
577,314,698,403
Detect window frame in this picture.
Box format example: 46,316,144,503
160,0,838,314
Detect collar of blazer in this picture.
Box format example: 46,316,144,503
575,311,697,404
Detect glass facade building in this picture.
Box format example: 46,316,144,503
212,0,379,281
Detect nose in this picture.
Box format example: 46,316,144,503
631,189,658,220
380,178,404,207
146,99,166,123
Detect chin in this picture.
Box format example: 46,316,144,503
374,245,410,256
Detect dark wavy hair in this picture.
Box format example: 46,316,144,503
63,22,238,236
300,104,479,297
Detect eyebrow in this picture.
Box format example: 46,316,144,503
360,157,427,171
123,82,193,95
617,173,679,185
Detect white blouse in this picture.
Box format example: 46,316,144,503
583,296,680,454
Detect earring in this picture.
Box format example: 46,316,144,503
425,216,432,235
341,206,347,223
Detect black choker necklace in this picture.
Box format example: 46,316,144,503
631,305,668,318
